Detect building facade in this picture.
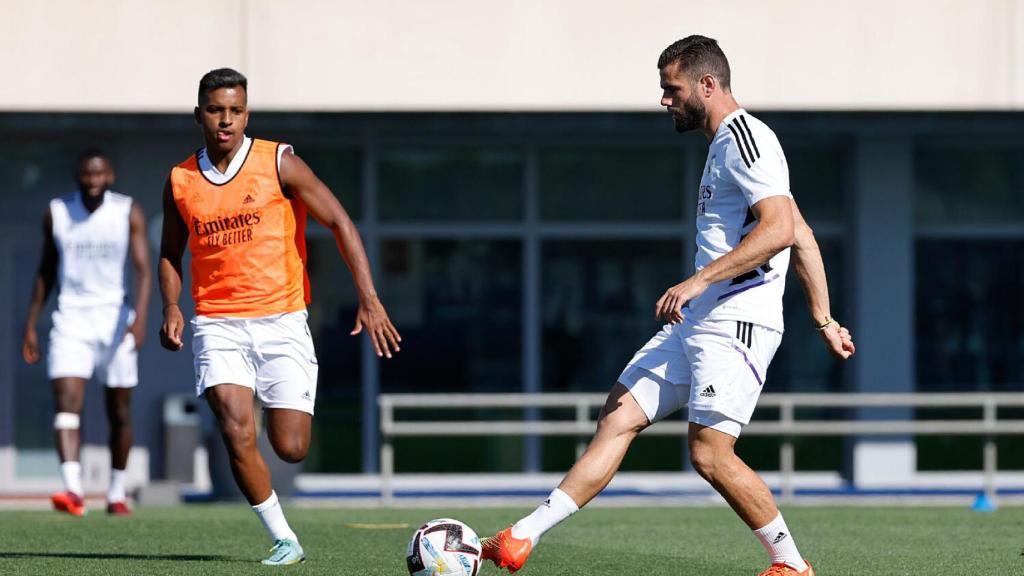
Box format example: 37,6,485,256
0,1,1022,489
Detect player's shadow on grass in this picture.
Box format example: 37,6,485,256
0,551,245,562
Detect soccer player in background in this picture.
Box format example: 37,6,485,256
483,36,855,576
158,68,401,565
22,149,151,517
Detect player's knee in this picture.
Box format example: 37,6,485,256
596,406,647,437
55,392,82,413
54,412,80,431
273,439,308,464
107,407,132,429
220,420,256,450
689,442,720,481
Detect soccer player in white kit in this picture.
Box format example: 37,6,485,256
483,36,855,576
22,149,151,517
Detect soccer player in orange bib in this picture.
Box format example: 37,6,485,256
158,68,401,565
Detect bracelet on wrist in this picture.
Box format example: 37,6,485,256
815,316,837,331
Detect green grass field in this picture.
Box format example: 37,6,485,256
0,504,1021,575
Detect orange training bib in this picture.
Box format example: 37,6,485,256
170,139,310,317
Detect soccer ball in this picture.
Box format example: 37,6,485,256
406,518,482,576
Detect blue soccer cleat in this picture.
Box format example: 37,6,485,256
261,539,306,566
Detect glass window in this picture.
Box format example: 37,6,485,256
785,142,847,223
0,141,79,476
915,240,1024,391
302,237,364,472
915,144,1024,223
540,239,684,472
297,146,362,219
539,147,684,221
378,147,523,221
379,239,522,392
378,239,523,473
12,244,54,454
541,239,684,392
0,140,90,225
766,238,848,392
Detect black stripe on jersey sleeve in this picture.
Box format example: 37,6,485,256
731,119,758,166
739,115,760,159
726,122,752,168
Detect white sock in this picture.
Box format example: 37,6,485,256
252,491,298,543
108,469,127,503
753,513,808,572
60,461,83,497
510,488,579,546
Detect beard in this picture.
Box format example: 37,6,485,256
671,94,708,133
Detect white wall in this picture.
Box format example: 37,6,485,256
2,0,1023,111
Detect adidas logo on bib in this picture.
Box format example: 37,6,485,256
699,386,716,398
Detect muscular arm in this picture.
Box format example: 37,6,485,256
278,149,401,358
698,195,793,285
656,195,794,322
126,202,152,348
158,177,188,350
790,202,829,325
22,208,58,363
790,201,855,359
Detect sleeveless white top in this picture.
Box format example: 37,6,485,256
50,191,132,310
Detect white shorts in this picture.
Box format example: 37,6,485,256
191,310,319,415
47,305,138,388
619,319,782,438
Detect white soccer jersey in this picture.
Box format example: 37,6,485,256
685,109,792,332
50,191,132,310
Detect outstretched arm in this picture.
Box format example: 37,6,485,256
279,149,401,358
22,208,58,363
790,201,855,359
158,178,188,351
126,202,152,349
656,195,794,323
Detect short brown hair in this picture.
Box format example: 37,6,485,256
658,35,731,91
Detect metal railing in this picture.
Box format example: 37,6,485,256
378,393,1024,505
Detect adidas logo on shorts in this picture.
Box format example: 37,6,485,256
301,390,312,401
699,385,716,398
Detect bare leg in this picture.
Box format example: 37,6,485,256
556,382,650,507
688,422,777,529
265,408,312,464
489,382,651,561
104,388,133,470
256,407,307,547
205,384,272,505
52,378,87,463
689,423,810,571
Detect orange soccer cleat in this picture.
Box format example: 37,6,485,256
106,501,132,516
51,491,86,517
758,560,815,576
481,528,533,573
